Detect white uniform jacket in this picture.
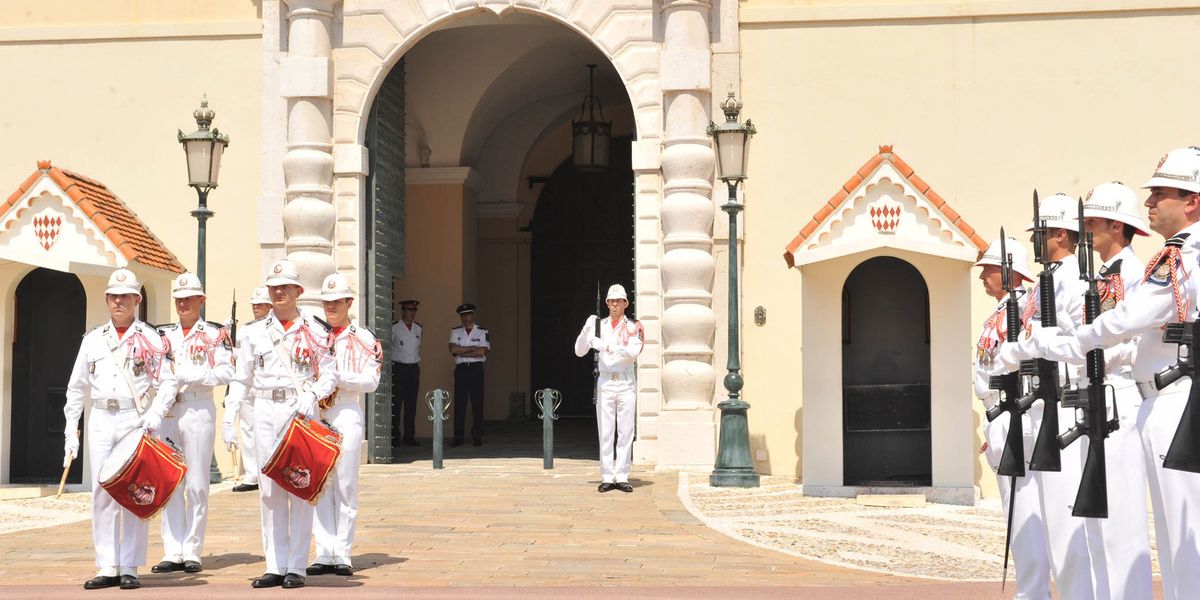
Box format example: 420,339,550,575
158,320,234,398
225,312,337,419
574,315,644,375
332,324,382,395
390,321,421,364
65,320,179,432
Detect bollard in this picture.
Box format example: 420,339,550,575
426,389,451,469
534,388,562,469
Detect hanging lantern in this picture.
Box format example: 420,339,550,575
571,64,612,171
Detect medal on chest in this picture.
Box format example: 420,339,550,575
188,342,207,364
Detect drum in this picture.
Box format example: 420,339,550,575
98,429,187,520
261,412,342,503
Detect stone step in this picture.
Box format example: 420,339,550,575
855,493,926,508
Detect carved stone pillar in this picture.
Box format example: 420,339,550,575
281,0,336,305
657,0,717,466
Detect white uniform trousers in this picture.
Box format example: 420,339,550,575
88,407,149,574
1137,383,1200,600
1030,402,1096,599
253,396,314,576
984,412,1052,600
156,391,215,563
1080,380,1152,600
595,375,635,484
313,397,364,567
238,399,259,485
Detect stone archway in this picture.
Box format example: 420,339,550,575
266,0,722,468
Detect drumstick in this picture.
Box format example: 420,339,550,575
57,429,80,498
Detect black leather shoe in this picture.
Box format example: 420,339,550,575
615,482,634,493
282,573,305,589
232,483,259,493
333,564,354,577
151,560,183,573
83,576,120,590
598,482,616,493
119,575,141,590
183,560,203,573
251,573,285,588
449,439,463,447
305,563,335,576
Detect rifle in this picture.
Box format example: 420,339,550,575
1019,190,1064,472
1155,318,1200,472
1058,199,1117,518
984,230,1026,589
592,281,601,406
228,289,238,347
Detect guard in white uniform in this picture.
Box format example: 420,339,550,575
223,260,336,589
64,269,178,590
390,299,421,446
993,193,1094,599
1033,183,1153,600
151,273,234,575
309,274,381,577
574,284,643,493
449,304,489,446
232,287,273,493
1041,148,1200,600
972,239,1051,600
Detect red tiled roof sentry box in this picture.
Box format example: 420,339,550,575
0,160,185,273
783,146,989,269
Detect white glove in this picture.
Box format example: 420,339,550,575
589,336,605,351
138,410,162,433
63,432,80,467
1031,326,1061,355
222,421,238,451
586,314,598,327
299,394,317,418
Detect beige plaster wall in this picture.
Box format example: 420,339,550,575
0,27,263,478
0,0,261,26
741,7,1200,497
393,180,476,434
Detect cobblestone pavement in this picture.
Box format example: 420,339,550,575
682,473,1162,583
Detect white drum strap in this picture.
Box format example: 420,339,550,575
270,327,307,397
108,332,148,415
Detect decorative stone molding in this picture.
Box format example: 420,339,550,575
282,0,339,306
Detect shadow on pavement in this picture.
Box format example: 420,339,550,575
390,418,601,464
352,553,407,572
142,574,208,587
203,552,266,569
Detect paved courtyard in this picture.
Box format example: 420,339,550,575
0,421,1164,598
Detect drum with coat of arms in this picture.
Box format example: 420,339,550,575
98,430,187,520
261,412,342,503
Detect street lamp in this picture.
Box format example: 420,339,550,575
571,64,612,171
178,94,229,296
708,91,759,488
178,95,229,485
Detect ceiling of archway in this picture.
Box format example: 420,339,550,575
403,12,636,207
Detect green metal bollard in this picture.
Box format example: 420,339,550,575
534,388,562,469
426,389,451,470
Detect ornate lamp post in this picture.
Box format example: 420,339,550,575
178,95,228,484
708,92,759,488
178,95,229,299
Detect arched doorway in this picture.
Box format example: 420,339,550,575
841,257,931,486
10,268,86,483
361,13,638,456
529,137,635,417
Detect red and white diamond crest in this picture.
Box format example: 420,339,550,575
869,199,903,233
32,209,63,251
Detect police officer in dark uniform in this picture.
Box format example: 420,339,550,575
448,304,489,446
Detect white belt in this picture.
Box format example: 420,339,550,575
1137,377,1190,400
599,371,633,382
93,398,137,411
175,389,212,402
254,388,298,402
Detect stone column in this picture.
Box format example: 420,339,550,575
657,0,717,466
281,0,337,305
